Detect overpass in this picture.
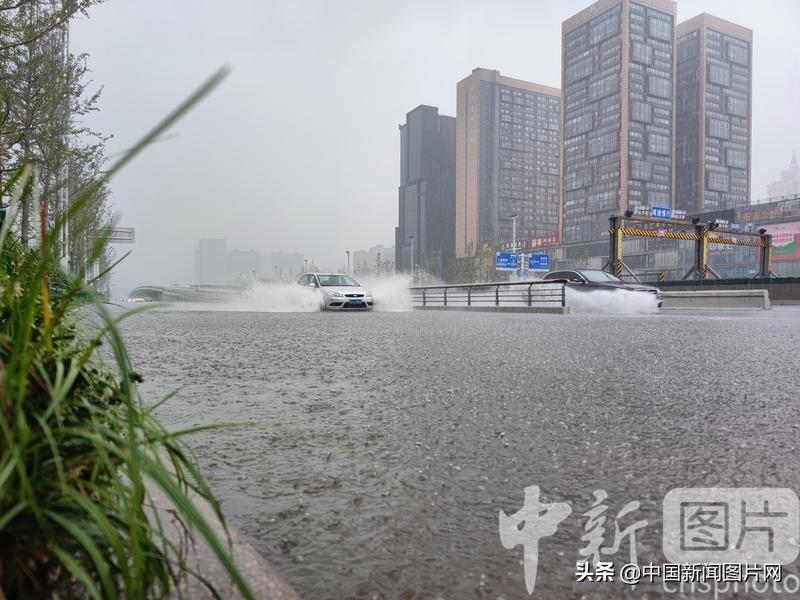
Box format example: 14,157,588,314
128,285,249,303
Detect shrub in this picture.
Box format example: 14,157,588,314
0,69,254,599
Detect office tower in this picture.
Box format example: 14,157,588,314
455,68,560,257
562,0,676,244
676,13,752,213
396,105,456,275
195,239,227,285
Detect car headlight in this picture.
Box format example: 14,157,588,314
328,291,343,298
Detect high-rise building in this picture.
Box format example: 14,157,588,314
396,105,456,275
195,239,227,285
561,0,676,244
455,68,560,257
675,13,752,213
766,151,800,199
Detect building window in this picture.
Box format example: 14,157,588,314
565,55,594,84
647,75,671,99
565,112,594,138
647,133,670,155
588,131,618,157
726,95,748,117
707,171,730,192
630,159,652,181
707,118,730,139
631,41,652,65
726,148,747,169
565,167,593,191
588,74,619,101
726,42,748,66
590,12,620,45
708,64,731,87
648,16,672,41
588,190,618,211
678,31,699,61
630,100,652,123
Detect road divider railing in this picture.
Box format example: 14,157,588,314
409,280,568,314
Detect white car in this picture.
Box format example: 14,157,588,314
298,273,374,310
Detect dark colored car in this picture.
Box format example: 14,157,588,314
541,269,662,307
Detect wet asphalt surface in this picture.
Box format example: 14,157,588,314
119,306,800,600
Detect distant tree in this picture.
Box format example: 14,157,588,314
462,241,476,283
571,247,591,269
479,242,495,282
1,0,110,281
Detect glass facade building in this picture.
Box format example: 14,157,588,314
455,69,560,257
676,14,752,213
396,105,456,277
561,0,677,244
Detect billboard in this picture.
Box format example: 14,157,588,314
761,221,800,262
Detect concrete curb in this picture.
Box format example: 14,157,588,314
146,475,299,599
660,289,771,310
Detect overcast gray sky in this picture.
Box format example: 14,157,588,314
70,0,800,294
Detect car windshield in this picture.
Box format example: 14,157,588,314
317,274,359,287
578,270,622,283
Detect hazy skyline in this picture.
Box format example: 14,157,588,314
70,0,800,294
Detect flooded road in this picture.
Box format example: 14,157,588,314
120,307,800,599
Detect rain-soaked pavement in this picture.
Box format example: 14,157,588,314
120,306,800,599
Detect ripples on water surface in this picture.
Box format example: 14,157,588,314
119,305,800,599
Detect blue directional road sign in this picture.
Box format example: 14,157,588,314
528,253,550,271
496,252,518,271
650,206,672,219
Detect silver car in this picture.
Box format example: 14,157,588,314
298,273,374,311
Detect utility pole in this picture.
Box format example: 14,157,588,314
409,235,415,284
304,258,308,273
346,250,350,274
510,213,519,280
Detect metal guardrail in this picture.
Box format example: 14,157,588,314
409,280,567,310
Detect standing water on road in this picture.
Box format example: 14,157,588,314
120,306,800,599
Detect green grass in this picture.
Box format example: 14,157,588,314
0,67,256,599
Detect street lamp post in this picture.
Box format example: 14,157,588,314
304,258,308,273
346,250,350,274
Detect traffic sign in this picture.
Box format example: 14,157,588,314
650,206,672,219
528,253,549,271
495,252,518,271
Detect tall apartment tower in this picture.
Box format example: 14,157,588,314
675,14,752,213
395,105,456,276
562,0,676,244
455,68,560,257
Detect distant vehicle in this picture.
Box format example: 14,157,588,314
541,269,662,307
298,273,374,311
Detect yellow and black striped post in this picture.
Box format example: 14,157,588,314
658,272,665,284
608,216,623,277
694,224,710,279
759,232,772,278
